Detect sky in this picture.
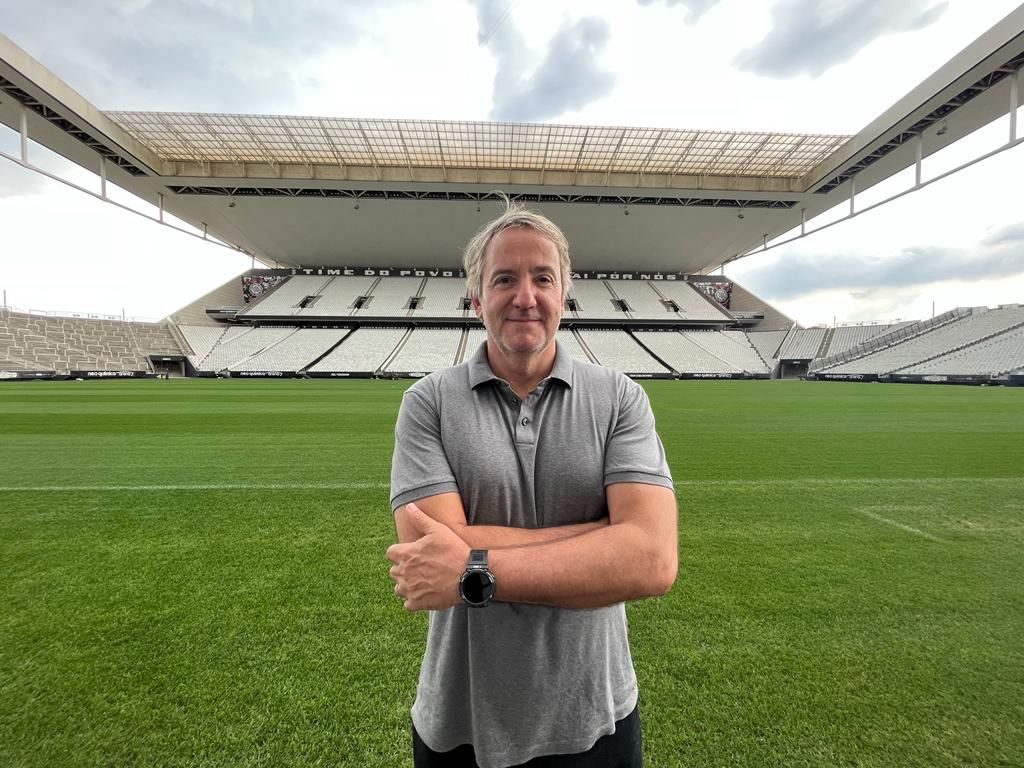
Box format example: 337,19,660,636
1,0,1023,325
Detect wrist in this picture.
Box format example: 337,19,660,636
458,549,496,607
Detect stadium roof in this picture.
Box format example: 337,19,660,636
1,6,1023,274
104,113,849,182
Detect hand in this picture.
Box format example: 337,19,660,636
386,503,470,612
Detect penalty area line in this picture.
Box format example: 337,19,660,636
854,508,945,543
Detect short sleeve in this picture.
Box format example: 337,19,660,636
390,382,461,510
603,379,674,490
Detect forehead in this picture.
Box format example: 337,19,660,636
483,226,559,272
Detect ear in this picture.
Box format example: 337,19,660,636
471,297,482,318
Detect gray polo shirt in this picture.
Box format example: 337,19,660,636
390,341,673,768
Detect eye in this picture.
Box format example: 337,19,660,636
536,274,555,285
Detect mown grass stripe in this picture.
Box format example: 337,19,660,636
1,477,1021,493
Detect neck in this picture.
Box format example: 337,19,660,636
486,340,557,399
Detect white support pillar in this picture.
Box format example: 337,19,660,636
1010,68,1020,144
158,193,164,223
99,157,107,199
915,133,923,186
800,207,806,236
202,223,208,239
849,176,856,216
19,104,29,163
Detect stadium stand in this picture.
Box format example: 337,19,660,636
228,328,347,373
419,278,470,318
825,323,895,357
607,281,679,320
747,329,789,365
567,282,626,319
462,328,489,363
577,329,670,375
384,328,464,373
0,308,179,374
634,331,737,374
899,325,1024,376
178,325,228,367
779,327,827,359
307,327,408,375
557,329,595,363
6,265,1022,383
820,306,1024,375
298,276,377,317
238,276,331,316
685,330,770,374
355,277,424,317
654,282,733,321
194,327,295,372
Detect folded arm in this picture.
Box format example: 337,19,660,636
387,483,677,611
393,492,609,548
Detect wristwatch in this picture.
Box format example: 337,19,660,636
458,549,496,607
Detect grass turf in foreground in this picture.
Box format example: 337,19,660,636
1,379,1022,767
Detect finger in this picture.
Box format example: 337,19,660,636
406,505,434,533
386,543,405,563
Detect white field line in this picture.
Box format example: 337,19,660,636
0,477,1020,493
692,477,1023,487
0,482,391,492
854,508,945,543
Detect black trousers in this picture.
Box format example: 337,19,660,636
412,705,642,768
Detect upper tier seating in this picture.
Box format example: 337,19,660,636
239,276,331,316
654,282,732,321
608,281,677,319
299,276,376,316
419,278,470,318
356,277,423,317
567,282,627,319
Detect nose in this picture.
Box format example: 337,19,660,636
513,279,537,308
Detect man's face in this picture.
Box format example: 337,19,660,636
473,227,564,359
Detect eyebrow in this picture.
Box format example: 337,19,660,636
490,265,557,277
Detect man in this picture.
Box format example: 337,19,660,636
387,202,677,768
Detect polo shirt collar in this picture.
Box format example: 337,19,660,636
468,339,574,390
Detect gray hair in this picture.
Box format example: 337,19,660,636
463,196,572,300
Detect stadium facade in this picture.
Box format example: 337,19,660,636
2,8,1023,384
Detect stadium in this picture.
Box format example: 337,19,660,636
2,6,1024,767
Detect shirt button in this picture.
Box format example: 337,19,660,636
521,417,530,426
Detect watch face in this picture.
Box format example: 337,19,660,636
461,570,495,605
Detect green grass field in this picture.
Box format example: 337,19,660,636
1,379,1022,767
